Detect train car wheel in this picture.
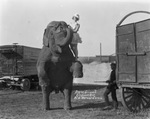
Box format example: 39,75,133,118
21,78,31,91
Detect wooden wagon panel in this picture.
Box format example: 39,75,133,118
23,46,40,61
117,19,150,83
116,24,136,82
136,19,150,83
0,45,20,76
0,45,41,77
117,24,135,53
118,55,136,82
22,46,41,76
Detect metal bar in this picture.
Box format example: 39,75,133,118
117,11,150,27
117,52,146,56
9,83,21,86
116,26,120,82
133,23,138,83
126,52,146,56
120,84,150,89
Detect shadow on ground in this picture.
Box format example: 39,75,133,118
72,101,122,110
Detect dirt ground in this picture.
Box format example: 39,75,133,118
0,63,150,119
0,85,150,119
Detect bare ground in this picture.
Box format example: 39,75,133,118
0,86,150,119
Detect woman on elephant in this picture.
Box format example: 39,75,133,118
69,14,82,60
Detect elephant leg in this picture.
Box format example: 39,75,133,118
63,88,72,110
37,62,50,86
41,85,52,110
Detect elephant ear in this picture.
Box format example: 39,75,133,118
42,28,51,47
43,21,62,53
43,21,58,47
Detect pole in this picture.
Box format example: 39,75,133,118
100,43,102,62
13,43,18,75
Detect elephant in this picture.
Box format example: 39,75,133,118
37,21,83,110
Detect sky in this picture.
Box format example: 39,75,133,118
0,0,150,56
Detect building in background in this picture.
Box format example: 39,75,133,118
78,54,116,64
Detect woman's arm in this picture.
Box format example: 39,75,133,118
73,24,80,33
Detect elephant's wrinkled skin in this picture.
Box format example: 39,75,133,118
37,21,83,110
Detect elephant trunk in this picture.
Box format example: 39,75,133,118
55,28,73,46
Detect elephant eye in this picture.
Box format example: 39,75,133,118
56,26,64,33
59,26,63,31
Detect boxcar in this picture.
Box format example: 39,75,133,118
116,11,150,112
0,45,41,91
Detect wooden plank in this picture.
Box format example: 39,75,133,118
0,45,41,77
0,45,16,77
117,24,136,83
117,34,135,53
23,62,37,76
136,19,150,83
117,24,134,35
136,19,150,32
118,55,136,82
23,46,41,60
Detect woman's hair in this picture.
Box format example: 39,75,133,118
72,14,80,21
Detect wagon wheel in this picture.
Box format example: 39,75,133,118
121,87,150,112
20,78,31,91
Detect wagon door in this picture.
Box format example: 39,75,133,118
0,45,23,77
136,19,150,83
117,19,150,83
116,23,136,82
0,51,14,76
